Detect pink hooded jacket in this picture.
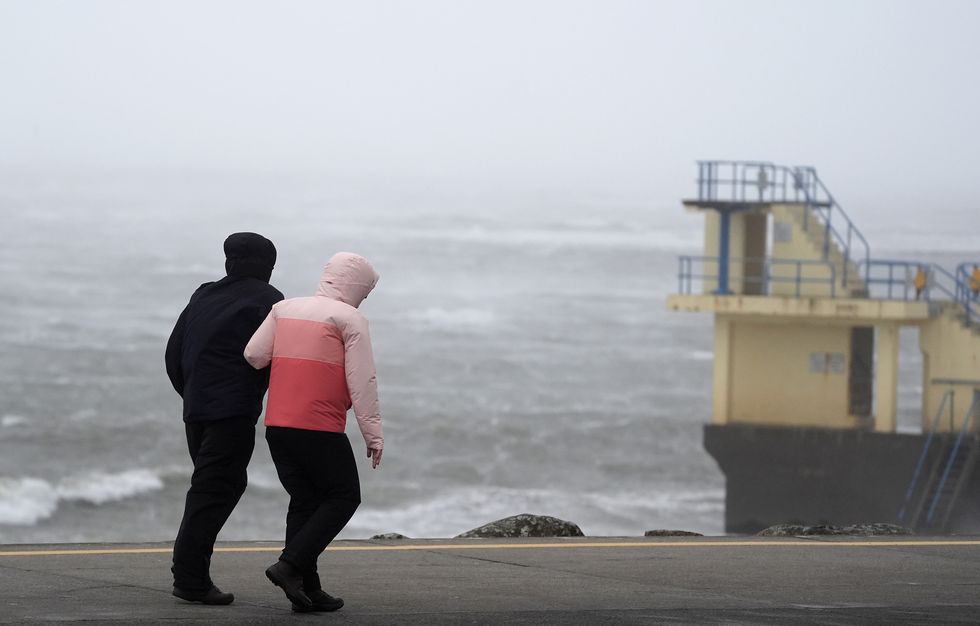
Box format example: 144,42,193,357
244,252,383,451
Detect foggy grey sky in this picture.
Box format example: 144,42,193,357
1,0,979,220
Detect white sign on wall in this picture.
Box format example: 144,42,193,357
809,352,846,374
774,222,793,243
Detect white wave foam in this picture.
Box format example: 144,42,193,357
407,307,499,330
69,408,99,422
0,469,165,526
1,415,27,428
689,350,714,361
57,469,164,505
0,478,59,525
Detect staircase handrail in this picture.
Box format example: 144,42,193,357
695,161,870,288
926,392,980,524
807,173,871,288
898,389,954,522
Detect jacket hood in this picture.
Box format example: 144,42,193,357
224,232,277,282
315,252,379,307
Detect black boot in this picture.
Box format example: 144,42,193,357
292,589,344,613
265,560,313,609
172,584,234,605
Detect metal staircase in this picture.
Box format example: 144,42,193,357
899,391,980,532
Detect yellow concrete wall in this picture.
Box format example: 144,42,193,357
919,307,980,432
875,323,900,433
712,316,734,424
720,317,858,428
770,204,841,298
701,211,721,294
701,210,766,295
702,212,749,294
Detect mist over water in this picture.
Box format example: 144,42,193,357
0,172,717,542
1,168,971,543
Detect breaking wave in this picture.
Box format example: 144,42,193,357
0,469,165,526
1,414,27,428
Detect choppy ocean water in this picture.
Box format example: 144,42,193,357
0,175,973,543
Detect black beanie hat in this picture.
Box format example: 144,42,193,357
223,232,277,282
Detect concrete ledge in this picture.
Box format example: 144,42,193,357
2,537,979,624
667,293,931,323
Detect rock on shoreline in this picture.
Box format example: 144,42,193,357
758,523,914,537
644,529,703,537
456,514,585,538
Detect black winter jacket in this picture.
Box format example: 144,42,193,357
165,276,284,422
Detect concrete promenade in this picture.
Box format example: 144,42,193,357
1,536,979,624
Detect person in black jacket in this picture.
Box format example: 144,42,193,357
165,232,284,605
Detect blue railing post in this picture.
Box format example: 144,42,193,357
823,211,832,259
678,257,685,294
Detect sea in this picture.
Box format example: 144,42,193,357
0,172,975,543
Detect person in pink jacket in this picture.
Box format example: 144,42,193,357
244,252,383,612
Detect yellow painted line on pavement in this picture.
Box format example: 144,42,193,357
2,539,980,558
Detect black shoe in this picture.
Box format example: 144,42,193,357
172,584,235,605
292,589,344,613
265,560,313,609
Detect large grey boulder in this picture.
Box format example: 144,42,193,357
758,523,913,537
371,532,409,540
456,514,585,538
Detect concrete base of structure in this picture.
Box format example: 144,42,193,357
704,423,980,534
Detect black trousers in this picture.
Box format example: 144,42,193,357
172,416,255,591
266,426,361,589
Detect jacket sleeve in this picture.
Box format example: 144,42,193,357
164,306,188,396
343,314,384,451
244,308,277,369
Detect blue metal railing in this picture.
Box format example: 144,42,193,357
696,161,816,203
677,256,837,298
861,260,980,325
898,390,954,522
861,260,959,302
925,392,980,525
695,161,870,288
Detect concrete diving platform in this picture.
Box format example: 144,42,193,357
666,294,930,323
